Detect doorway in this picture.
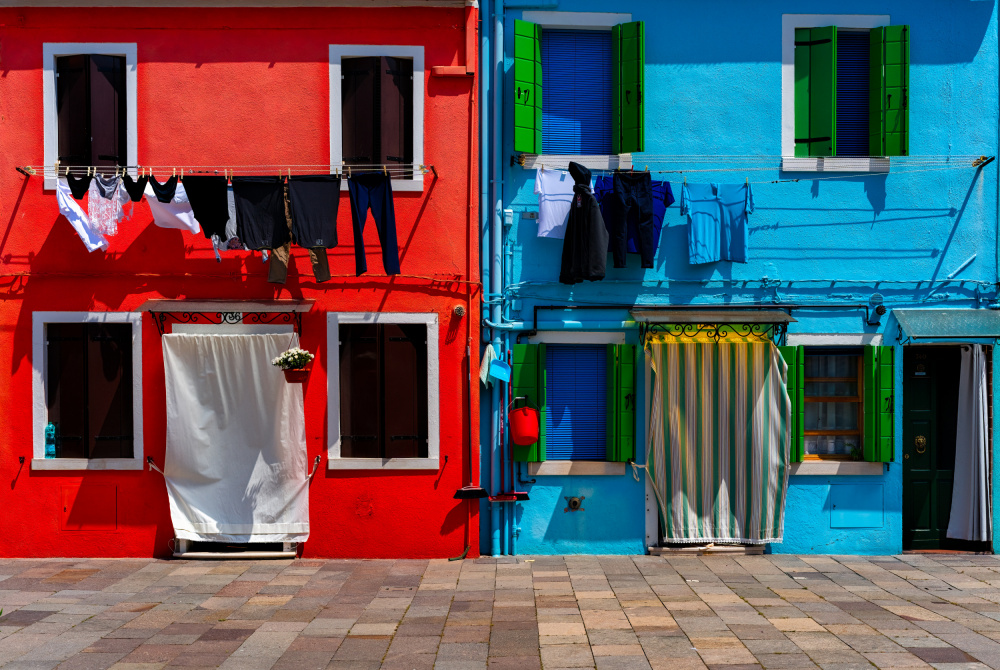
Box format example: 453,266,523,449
902,346,991,551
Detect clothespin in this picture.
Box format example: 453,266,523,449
172,167,176,179
383,164,387,177
645,165,649,172
347,165,351,178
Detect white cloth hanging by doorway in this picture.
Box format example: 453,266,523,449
161,333,309,543
947,344,992,542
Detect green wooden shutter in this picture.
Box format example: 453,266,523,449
513,20,543,154
512,343,545,462
612,21,645,154
778,345,804,462
869,25,910,157
794,26,837,157
862,345,895,463
606,344,636,462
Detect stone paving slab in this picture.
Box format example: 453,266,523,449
2,556,1000,668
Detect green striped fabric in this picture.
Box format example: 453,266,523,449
646,342,791,544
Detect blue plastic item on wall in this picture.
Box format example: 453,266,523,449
489,358,511,383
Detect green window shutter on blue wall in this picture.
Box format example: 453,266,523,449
862,345,895,463
513,20,543,154
778,345,804,462
512,343,545,462
794,26,837,157
869,25,910,157
613,21,645,154
606,344,636,462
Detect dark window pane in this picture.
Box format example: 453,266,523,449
87,323,133,459
381,324,428,459
380,57,413,176
47,323,87,458
88,55,126,166
340,324,381,458
56,55,90,167
341,57,378,166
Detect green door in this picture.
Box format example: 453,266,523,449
902,346,988,551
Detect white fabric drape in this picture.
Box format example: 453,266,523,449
162,333,309,543
947,344,992,542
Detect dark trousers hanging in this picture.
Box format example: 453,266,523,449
611,171,656,269
268,180,331,284
347,174,400,276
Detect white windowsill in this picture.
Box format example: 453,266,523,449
520,154,633,171
790,461,885,476
528,461,627,476
32,458,144,471
782,157,891,173
327,458,440,471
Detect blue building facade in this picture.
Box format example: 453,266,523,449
479,0,1000,556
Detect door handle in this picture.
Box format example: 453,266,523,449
914,435,927,454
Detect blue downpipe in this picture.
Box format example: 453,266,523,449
489,0,504,557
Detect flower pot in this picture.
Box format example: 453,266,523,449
283,368,310,383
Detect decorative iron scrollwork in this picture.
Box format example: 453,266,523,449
151,311,301,335
639,321,787,345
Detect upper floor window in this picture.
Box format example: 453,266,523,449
329,46,425,192
513,18,644,156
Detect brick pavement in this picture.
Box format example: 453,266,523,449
2,554,1000,669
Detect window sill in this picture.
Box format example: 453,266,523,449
782,157,890,173
327,458,439,471
527,461,627,476
31,458,143,471
790,461,884,476
519,153,633,171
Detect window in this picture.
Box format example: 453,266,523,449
329,46,424,192
513,16,644,156
511,342,635,463
327,313,439,469
780,344,894,463
43,43,137,190
32,312,144,470
787,16,909,163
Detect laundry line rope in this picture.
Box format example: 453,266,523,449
15,162,438,179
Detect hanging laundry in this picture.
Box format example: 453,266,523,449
479,343,498,388
347,173,400,276
183,176,230,244
121,173,148,202
596,173,674,268
559,162,608,285
288,175,340,248
232,176,290,251
56,177,108,252
87,175,128,237
144,179,200,234
681,182,754,264
534,167,575,239
65,173,92,200
269,178,331,284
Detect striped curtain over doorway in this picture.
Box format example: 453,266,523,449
646,341,791,544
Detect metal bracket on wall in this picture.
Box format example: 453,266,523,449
151,310,302,336
896,323,911,346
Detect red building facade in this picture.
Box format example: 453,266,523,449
0,2,480,558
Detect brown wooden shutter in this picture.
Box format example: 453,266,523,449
46,323,88,458
379,56,413,172
339,324,381,458
341,57,378,166
381,324,428,459
88,55,126,167
87,323,133,459
56,55,90,167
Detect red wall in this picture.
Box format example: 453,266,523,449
0,6,480,558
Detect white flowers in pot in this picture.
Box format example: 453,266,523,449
271,347,315,371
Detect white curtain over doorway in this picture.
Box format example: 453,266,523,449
162,333,310,543
947,344,991,542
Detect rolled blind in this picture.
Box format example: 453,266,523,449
836,31,870,157
541,29,613,155
545,345,607,460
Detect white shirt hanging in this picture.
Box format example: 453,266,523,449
56,177,108,252
145,181,201,234
534,167,577,239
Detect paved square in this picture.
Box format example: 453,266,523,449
3,554,1000,668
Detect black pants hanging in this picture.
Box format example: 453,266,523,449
611,171,656,269
347,173,400,276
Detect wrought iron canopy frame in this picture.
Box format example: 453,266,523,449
151,310,301,336
639,321,788,345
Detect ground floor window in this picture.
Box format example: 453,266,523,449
804,347,863,459
545,345,608,460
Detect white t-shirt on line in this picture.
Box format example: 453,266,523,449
533,167,595,239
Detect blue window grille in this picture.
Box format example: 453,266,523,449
541,29,613,155
545,345,607,460
836,30,870,157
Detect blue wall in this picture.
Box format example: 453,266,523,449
483,0,1000,556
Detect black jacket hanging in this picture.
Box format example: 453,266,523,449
559,162,608,284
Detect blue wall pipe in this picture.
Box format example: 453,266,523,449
489,0,504,556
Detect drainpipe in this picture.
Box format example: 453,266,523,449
489,0,504,556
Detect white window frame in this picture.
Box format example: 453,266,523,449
32,311,144,471
519,11,633,169
781,14,891,173
42,43,139,190
329,45,424,192
327,312,439,470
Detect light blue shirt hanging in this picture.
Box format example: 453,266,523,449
680,182,754,264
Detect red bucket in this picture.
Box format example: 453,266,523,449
509,397,540,446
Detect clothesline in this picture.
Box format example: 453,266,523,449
15,162,438,179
